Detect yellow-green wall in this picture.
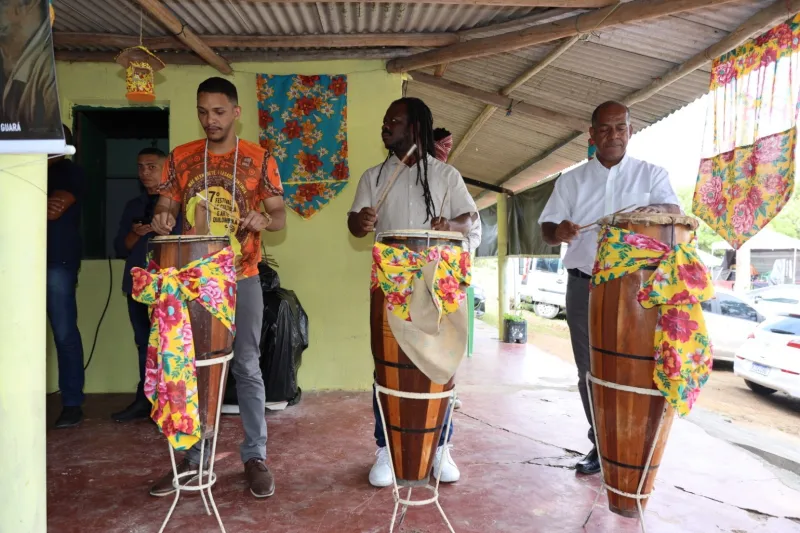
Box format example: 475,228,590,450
48,60,403,394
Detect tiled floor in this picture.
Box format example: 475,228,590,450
47,323,800,532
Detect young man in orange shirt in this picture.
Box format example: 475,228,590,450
150,77,286,499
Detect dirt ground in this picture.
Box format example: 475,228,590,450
528,319,800,438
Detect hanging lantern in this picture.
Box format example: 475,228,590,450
115,46,166,103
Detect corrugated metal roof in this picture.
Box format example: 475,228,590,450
53,0,542,36
51,0,786,198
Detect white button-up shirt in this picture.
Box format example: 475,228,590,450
538,154,680,275
350,154,478,246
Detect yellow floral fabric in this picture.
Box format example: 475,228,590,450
131,247,237,450
372,243,471,321
592,227,714,416
696,14,800,248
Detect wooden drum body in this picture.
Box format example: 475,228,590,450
372,230,465,487
150,235,234,439
589,214,696,517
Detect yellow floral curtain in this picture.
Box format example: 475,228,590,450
693,14,800,249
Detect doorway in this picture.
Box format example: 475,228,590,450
72,107,170,259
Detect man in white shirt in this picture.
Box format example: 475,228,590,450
348,97,478,488
538,101,681,475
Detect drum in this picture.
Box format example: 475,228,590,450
589,213,699,517
372,229,467,486
150,235,234,439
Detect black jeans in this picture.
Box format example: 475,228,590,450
126,293,151,402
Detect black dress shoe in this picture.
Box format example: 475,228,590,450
112,399,151,422
576,446,601,475
55,407,83,429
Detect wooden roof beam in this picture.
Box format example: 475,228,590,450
239,0,617,7
485,0,800,202
387,0,742,73
53,31,460,51
448,35,580,164
54,48,413,65
411,71,588,131
135,0,232,74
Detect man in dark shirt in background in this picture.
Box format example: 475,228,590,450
47,124,86,428
112,147,181,422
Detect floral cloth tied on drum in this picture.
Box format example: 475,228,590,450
372,243,471,384
131,247,237,450
592,227,714,417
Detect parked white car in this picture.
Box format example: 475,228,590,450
517,256,567,319
746,284,800,317
734,313,800,399
701,289,765,363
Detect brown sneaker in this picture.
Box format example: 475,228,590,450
244,458,275,498
149,458,199,497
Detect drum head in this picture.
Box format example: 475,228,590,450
598,212,699,231
377,229,466,244
151,235,231,244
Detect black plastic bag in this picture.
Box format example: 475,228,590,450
224,263,309,406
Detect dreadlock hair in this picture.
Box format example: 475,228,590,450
377,97,438,222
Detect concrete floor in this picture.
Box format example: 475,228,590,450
47,323,800,532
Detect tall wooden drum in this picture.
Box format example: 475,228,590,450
589,213,698,517
150,235,234,439
372,229,466,487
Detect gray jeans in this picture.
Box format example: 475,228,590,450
187,275,267,465
565,273,595,445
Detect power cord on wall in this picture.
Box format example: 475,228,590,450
48,258,113,396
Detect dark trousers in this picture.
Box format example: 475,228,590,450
372,377,453,448
47,263,85,407
565,273,596,445
126,293,151,402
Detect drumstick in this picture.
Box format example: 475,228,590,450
578,204,636,231
374,144,418,214
438,189,449,219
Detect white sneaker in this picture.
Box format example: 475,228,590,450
432,445,460,483
369,447,393,488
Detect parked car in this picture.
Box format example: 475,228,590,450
517,257,567,319
472,285,485,318
746,284,800,317
733,313,800,399
702,289,766,362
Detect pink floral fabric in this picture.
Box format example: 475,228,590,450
131,247,237,450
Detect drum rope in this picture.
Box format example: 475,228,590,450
584,372,669,533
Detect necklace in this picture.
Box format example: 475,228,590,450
203,136,239,236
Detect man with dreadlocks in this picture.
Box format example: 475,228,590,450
348,98,478,488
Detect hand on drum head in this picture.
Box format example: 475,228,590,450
555,220,580,243
357,207,378,233
431,217,451,231
151,212,176,235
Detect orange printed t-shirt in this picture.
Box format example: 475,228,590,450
159,138,283,279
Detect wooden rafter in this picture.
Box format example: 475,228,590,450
480,0,800,204
387,0,742,73
448,35,580,164
238,0,617,7
411,71,588,131
54,48,413,65
53,31,460,51
457,7,586,38
135,0,232,74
